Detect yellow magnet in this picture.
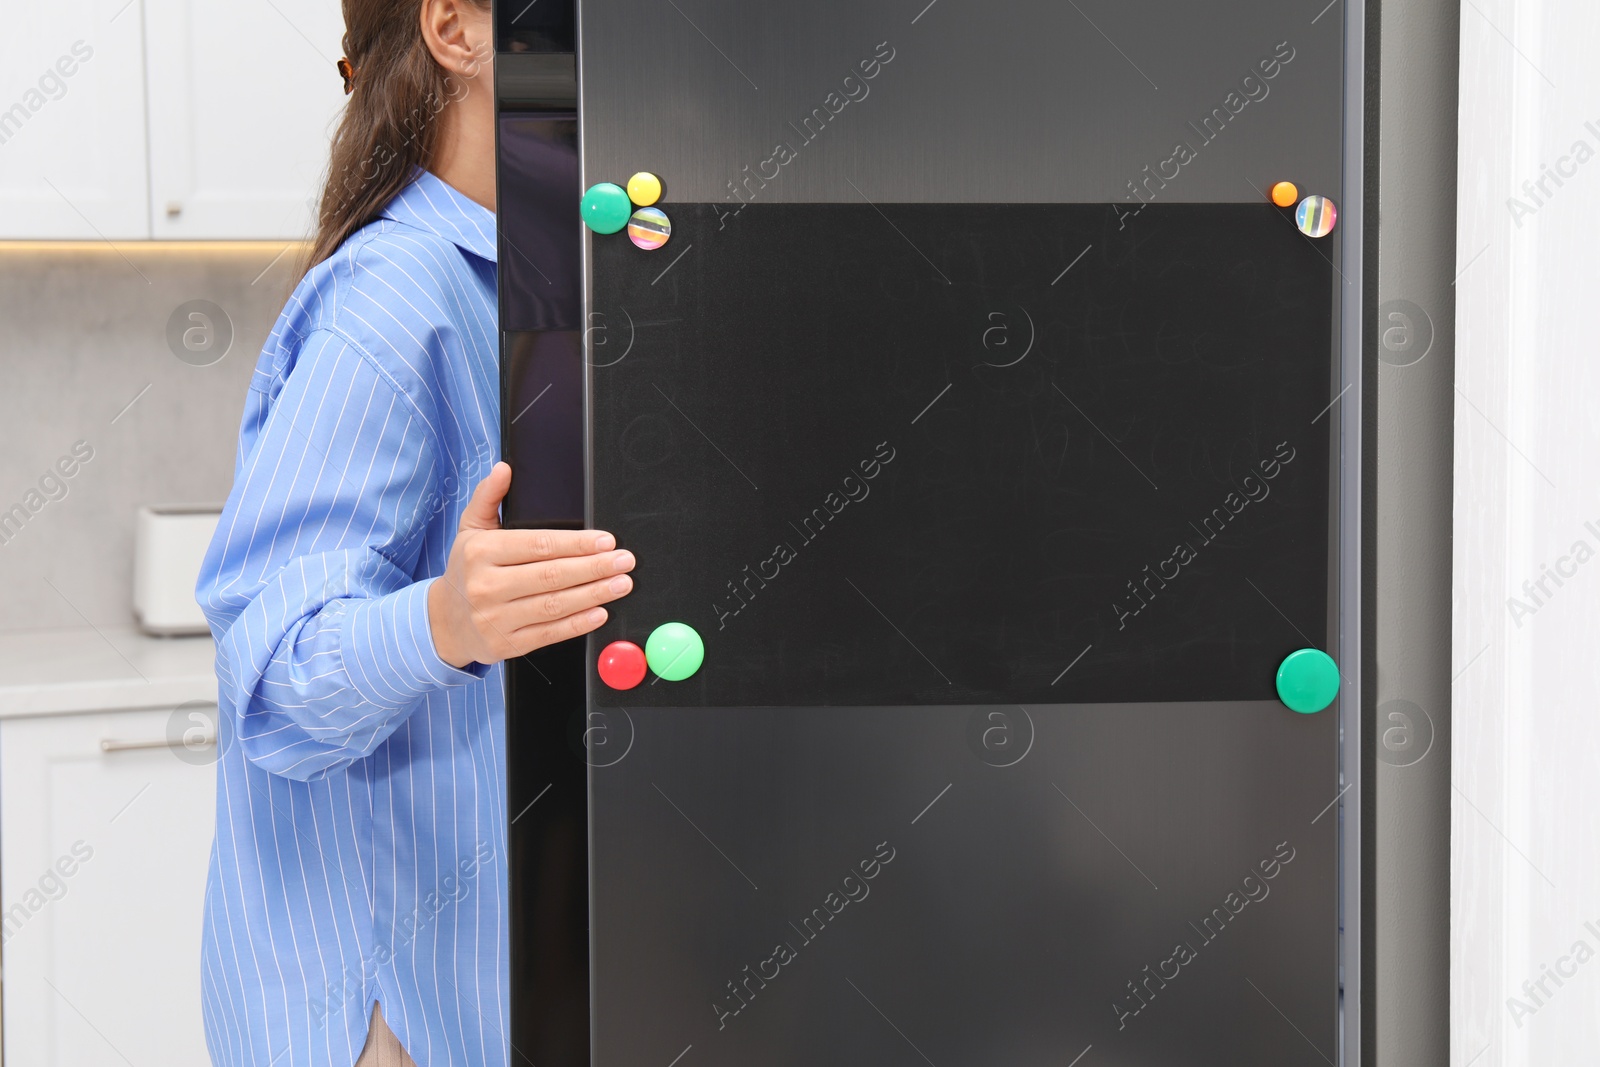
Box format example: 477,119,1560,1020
627,171,662,207
1270,181,1299,208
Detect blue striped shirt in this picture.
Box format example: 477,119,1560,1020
196,171,508,1067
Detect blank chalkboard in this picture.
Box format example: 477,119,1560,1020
589,202,1335,707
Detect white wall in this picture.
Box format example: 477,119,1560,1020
1453,1,1600,1062
0,246,291,631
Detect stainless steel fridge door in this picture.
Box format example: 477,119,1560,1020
500,0,1364,1062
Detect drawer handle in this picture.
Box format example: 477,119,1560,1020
100,734,216,753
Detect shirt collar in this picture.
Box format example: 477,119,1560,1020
380,169,498,264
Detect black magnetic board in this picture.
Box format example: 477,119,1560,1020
590,202,1333,708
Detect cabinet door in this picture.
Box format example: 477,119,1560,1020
144,0,346,239
0,1,150,239
1,708,217,1066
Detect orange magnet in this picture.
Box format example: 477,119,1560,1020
1270,181,1299,208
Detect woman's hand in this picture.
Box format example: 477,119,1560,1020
427,462,634,668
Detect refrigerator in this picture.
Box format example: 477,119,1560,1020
494,1,1368,1063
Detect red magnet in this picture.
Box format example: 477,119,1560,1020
597,640,647,690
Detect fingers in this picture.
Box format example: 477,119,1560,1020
507,605,612,655
468,528,618,566
504,572,634,632
498,550,634,598
450,565,632,662
459,462,512,533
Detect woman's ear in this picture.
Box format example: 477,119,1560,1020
420,0,493,83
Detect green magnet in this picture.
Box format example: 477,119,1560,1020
645,621,704,682
580,182,632,234
1275,648,1340,714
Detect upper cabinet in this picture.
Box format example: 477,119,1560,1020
0,0,151,239
0,0,347,241
144,0,346,239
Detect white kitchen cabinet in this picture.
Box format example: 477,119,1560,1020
0,0,151,239
143,0,347,239
1,707,216,1066
0,0,346,240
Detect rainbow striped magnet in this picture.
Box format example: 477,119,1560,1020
627,207,671,250
1295,195,1337,238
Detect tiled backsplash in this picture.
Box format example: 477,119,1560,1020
0,244,304,632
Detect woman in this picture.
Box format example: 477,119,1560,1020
195,2,629,1064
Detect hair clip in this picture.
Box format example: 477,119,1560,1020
337,57,357,95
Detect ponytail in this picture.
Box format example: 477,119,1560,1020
302,0,489,278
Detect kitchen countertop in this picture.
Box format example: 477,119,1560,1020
0,626,217,718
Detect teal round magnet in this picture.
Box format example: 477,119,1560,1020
580,182,632,234
1276,649,1340,713
645,622,704,681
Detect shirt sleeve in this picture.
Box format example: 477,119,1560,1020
198,329,488,782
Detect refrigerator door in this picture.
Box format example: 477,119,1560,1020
500,1,1362,1063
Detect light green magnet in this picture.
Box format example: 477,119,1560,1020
580,182,632,234
1275,648,1340,714
645,621,704,682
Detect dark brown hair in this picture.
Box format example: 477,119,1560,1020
303,0,489,276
